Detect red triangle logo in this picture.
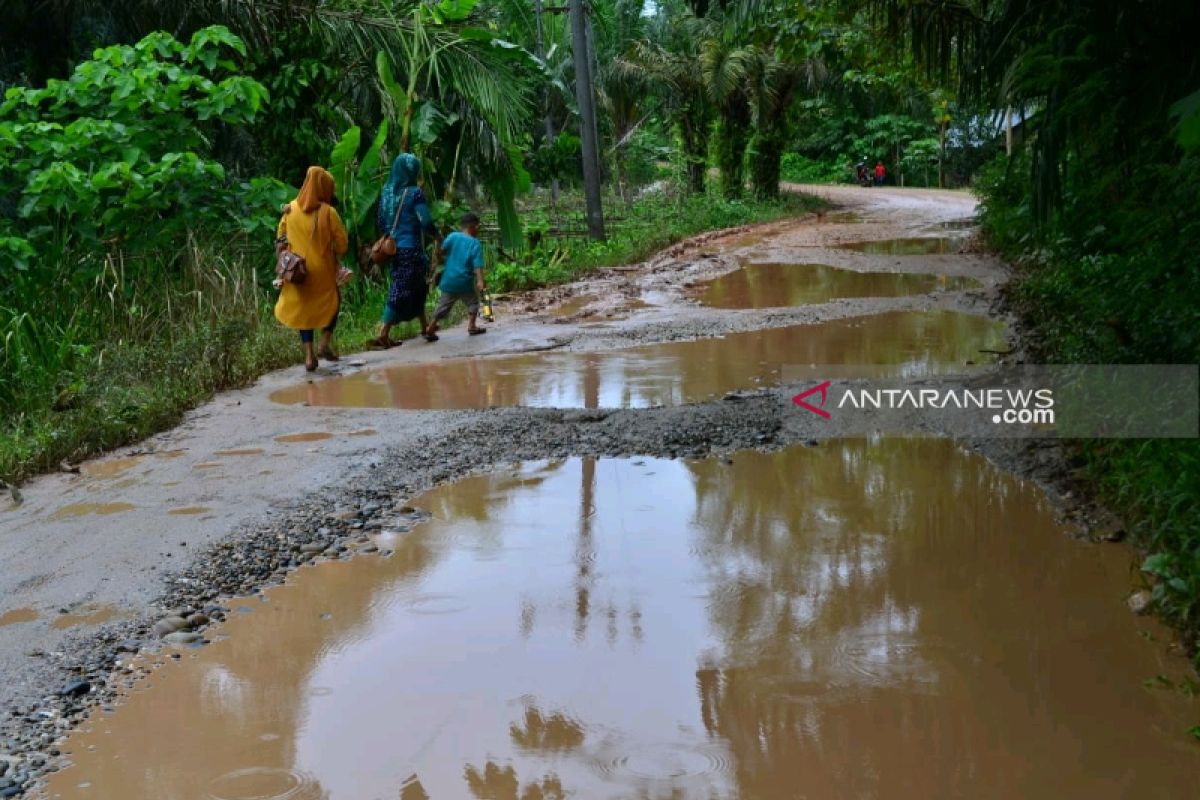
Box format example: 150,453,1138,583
792,380,832,419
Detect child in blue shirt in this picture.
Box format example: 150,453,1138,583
423,212,487,341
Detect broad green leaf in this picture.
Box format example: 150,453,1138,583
376,51,408,120
437,0,478,22
330,126,362,178
1169,89,1200,151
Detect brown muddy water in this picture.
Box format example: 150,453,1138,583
78,456,145,480
550,294,598,317
275,432,335,444
271,311,1006,410
48,502,135,521
839,237,962,255
0,608,39,628
698,262,981,309
44,439,1200,799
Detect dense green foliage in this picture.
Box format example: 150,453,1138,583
0,27,278,262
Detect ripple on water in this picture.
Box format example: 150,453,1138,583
830,631,940,688
205,767,321,800
593,742,733,785
404,593,469,615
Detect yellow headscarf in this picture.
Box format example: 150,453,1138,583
291,166,337,250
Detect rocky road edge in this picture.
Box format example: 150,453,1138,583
0,384,1140,797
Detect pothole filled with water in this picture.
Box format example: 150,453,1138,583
270,310,1006,410
697,262,981,308
44,440,1200,799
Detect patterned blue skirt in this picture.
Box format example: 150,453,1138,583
385,247,429,322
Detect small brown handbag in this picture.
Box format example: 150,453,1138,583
369,188,411,265
275,248,307,285
274,203,318,285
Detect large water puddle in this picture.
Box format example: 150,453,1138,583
45,439,1200,799
270,311,1006,410
698,262,981,308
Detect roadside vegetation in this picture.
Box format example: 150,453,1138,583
959,2,1200,676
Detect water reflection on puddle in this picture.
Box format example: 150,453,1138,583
44,440,1200,799
270,311,1006,410
698,262,981,308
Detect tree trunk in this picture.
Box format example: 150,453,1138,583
938,120,946,189
570,0,605,240
679,116,706,194
534,0,559,208
717,101,751,199
750,126,785,200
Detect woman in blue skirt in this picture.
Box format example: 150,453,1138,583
369,153,442,347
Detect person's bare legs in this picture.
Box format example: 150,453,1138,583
317,328,338,360
370,322,398,348
467,311,480,332
303,340,317,371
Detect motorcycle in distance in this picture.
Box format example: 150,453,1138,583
854,161,872,187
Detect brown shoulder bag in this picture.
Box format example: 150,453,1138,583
369,188,411,265
275,204,319,285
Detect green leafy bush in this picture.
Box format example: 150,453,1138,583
780,153,845,184
0,26,269,258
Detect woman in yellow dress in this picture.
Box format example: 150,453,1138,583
274,166,349,371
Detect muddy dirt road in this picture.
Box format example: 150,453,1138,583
3,186,1198,798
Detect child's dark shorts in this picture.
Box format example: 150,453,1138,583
432,290,479,320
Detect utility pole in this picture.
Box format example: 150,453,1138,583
569,0,605,240
534,0,559,209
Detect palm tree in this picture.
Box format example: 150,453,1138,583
744,46,809,199
628,12,715,194
702,37,755,198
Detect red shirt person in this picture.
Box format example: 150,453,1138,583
874,161,886,186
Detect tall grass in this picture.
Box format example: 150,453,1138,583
0,242,297,482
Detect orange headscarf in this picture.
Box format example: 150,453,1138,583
295,166,335,211
291,166,337,250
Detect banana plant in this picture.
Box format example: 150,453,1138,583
329,119,390,254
